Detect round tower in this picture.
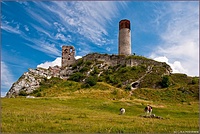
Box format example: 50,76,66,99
118,19,131,55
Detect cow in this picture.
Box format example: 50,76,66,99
144,105,152,116
120,108,125,115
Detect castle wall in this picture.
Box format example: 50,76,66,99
83,54,139,67
62,46,76,67
82,53,172,75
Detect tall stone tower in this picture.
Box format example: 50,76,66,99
62,46,76,67
118,19,131,55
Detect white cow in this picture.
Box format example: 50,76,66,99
120,108,125,115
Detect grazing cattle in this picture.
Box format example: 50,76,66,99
144,105,152,115
120,108,125,115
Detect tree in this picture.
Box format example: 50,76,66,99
161,75,170,88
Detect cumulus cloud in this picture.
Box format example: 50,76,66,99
37,56,82,69
153,56,188,74
75,56,82,59
150,2,199,76
37,57,61,69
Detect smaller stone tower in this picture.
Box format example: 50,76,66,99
118,19,131,55
62,46,76,67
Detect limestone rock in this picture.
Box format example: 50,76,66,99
5,67,61,98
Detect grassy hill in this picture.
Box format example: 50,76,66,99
2,85,199,133
2,54,199,133
25,76,199,103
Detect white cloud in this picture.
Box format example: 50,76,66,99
24,25,29,31
75,56,82,59
1,18,61,58
1,21,21,34
36,1,124,46
1,91,7,97
1,62,15,97
27,7,52,26
153,56,188,74
106,47,111,52
53,22,66,33
37,56,82,69
150,2,199,76
30,23,54,39
2,1,125,59
55,33,67,42
25,41,61,58
37,57,61,69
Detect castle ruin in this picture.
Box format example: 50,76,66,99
118,19,131,55
62,46,76,67
62,19,132,67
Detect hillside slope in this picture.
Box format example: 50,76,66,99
5,53,199,102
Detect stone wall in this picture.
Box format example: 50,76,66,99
62,46,76,67
82,53,172,74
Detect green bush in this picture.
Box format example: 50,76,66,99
72,59,84,70
161,75,171,88
36,92,42,97
91,66,100,76
191,77,199,85
119,67,129,73
69,72,85,82
33,89,39,94
85,61,93,66
105,75,115,83
79,66,90,73
85,76,98,87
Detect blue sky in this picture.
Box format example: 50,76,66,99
1,1,199,97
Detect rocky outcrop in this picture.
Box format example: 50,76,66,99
6,67,59,98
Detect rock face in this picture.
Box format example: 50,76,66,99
6,67,59,98
5,53,173,98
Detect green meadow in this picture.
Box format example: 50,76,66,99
1,81,199,133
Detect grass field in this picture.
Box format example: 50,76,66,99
1,87,199,133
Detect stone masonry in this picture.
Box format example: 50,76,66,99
118,19,131,56
62,46,76,67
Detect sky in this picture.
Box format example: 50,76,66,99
1,1,199,97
